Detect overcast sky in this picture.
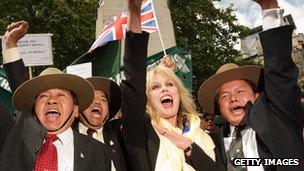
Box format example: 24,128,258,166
214,0,304,34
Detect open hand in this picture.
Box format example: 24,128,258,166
153,123,192,150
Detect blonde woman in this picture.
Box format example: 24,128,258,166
122,47,224,170
120,1,223,170
147,64,224,170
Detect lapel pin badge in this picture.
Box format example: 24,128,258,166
110,140,114,146
80,152,84,159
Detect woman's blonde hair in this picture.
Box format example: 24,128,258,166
146,64,199,127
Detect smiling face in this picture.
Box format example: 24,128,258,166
80,90,109,129
34,88,79,134
147,73,180,125
217,80,259,126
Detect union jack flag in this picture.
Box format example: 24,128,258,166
141,0,158,33
89,0,158,52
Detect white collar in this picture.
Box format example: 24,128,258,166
56,127,73,146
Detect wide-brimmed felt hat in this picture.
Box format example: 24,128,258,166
198,63,262,115
13,67,94,112
86,77,121,120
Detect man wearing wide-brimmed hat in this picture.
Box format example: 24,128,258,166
76,76,127,171
0,22,111,170
74,1,150,170
198,0,304,170
2,1,148,170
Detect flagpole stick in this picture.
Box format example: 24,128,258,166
157,29,167,56
28,66,33,79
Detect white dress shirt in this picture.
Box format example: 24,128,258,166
54,128,74,171
78,122,105,143
224,125,264,171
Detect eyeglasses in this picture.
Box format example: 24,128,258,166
203,117,214,122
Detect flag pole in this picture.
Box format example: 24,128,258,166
150,0,167,56
157,27,167,56
28,66,33,79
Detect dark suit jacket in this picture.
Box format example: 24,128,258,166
103,119,130,171
2,60,111,170
213,26,304,171
121,31,224,171
73,118,129,171
0,102,14,150
0,109,111,170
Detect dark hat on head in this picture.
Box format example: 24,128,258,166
198,63,262,115
86,77,121,120
13,67,94,111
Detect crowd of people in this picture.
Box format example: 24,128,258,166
0,0,303,170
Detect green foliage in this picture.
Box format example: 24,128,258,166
169,0,254,96
0,0,256,92
0,0,99,75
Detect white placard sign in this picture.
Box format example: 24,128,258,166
66,62,92,79
1,33,53,66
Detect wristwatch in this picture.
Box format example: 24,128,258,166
184,142,194,153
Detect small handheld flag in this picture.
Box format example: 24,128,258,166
89,0,158,52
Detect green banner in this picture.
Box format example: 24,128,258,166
69,43,192,91
144,46,192,90
0,67,14,113
69,40,121,81
120,46,192,90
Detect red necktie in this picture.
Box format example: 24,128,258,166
34,134,58,171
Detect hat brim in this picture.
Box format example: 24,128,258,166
13,74,94,112
198,65,262,115
86,77,121,119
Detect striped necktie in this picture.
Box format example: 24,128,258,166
86,128,97,138
227,126,247,171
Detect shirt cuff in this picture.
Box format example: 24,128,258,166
262,8,284,31
3,47,21,64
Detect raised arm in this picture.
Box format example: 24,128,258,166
255,0,304,128
3,20,29,92
122,0,148,139
121,0,151,170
